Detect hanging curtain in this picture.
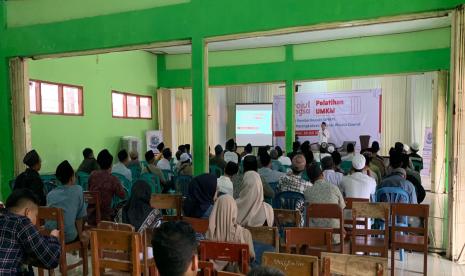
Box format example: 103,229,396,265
10,58,31,176
173,88,193,150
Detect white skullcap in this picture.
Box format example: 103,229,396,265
328,145,335,153
403,144,410,153
411,142,420,152
180,153,191,163
352,154,366,170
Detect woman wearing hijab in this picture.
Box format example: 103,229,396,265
236,171,274,227
122,180,162,232
183,174,218,218
206,195,255,271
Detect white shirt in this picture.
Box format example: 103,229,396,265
217,176,234,196
156,158,172,171
278,156,292,166
224,151,238,164
340,172,376,199
314,153,332,163
323,169,344,191
341,152,355,162
112,162,132,182
318,128,330,144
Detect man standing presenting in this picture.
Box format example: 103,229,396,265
318,122,330,144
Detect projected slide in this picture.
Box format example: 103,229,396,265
236,104,273,146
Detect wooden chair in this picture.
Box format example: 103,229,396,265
90,229,142,275
150,194,183,220
36,207,88,276
217,272,244,276
199,240,250,274
284,227,333,257
83,191,101,228
321,252,387,276
262,252,319,276
351,202,390,257
198,261,214,276
391,203,429,276
245,226,279,252
306,203,345,253
344,197,369,238
97,221,135,231
183,216,209,233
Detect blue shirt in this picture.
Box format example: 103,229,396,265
377,172,418,204
46,184,87,243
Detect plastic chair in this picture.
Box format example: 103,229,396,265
375,187,410,261
209,165,223,178
128,163,142,181
199,241,250,274
112,172,132,196
139,172,161,193
76,171,90,191
176,175,193,197
273,191,305,210
40,174,58,195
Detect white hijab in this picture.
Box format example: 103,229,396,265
236,171,274,227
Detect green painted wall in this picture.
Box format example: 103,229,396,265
1,0,464,197
28,51,158,173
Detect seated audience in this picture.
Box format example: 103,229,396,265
236,171,274,227
341,143,355,162
233,155,275,199
122,180,162,232
210,144,227,171
142,150,166,185
376,151,418,204
224,138,240,164
331,149,343,173
14,150,46,206
0,189,61,274
177,153,193,176
174,150,182,165
156,142,165,161
369,141,386,177
258,153,285,184
269,149,282,171
157,148,173,171
361,150,381,184
401,154,426,203
206,195,255,271
300,141,315,165
247,266,285,276
183,174,218,218
127,151,141,167
217,162,239,196
178,144,187,154
409,142,424,173
88,149,126,223
152,221,199,276
241,143,253,158
315,143,332,162
287,141,301,160
304,164,345,243
46,161,87,244
275,146,292,166
277,154,312,193
321,156,343,191
340,154,376,199
112,149,132,182
185,144,192,158
77,147,99,174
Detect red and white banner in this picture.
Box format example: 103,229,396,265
273,89,382,150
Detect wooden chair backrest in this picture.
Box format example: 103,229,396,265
245,226,279,252
352,202,390,220
274,209,302,227
198,261,214,276
216,272,244,276
321,252,387,276
150,194,183,219
36,207,65,245
306,203,343,233
345,197,370,209
83,191,102,225
284,227,332,257
262,252,319,276
183,217,209,233
90,229,142,275
391,203,429,241
199,240,250,274
97,221,135,232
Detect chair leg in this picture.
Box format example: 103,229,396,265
391,245,395,276
38,268,44,276
82,246,89,276
424,249,428,276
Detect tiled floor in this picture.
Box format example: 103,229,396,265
36,251,465,275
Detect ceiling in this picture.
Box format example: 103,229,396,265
147,15,451,55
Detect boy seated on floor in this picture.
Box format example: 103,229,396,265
0,189,61,275
46,160,88,244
